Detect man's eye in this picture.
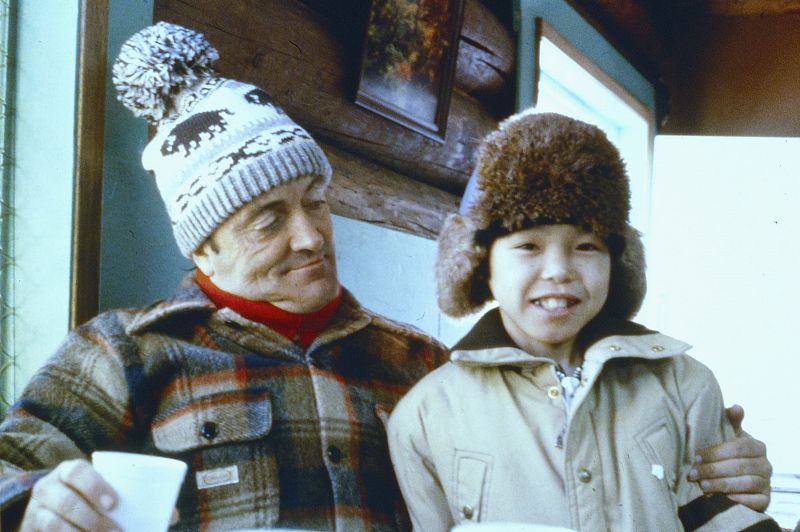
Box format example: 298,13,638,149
516,243,539,251
252,217,280,232
576,242,600,251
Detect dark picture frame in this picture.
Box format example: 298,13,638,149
356,0,465,143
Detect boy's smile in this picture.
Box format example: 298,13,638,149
532,295,580,313
488,224,611,362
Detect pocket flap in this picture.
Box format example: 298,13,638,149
454,450,492,522
152,389,272,453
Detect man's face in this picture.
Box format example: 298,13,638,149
193,175,339,313
488,224,610,359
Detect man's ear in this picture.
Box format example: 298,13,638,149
192,241,216,277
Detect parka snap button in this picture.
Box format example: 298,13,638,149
326,445,342,463
200,421,219,440
461,505,474,519
577,469,592,483
651,345,665,352
547,386,560,398
608,345,621,352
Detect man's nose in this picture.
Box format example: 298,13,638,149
288,211,324,252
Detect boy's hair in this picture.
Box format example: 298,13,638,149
436,111,646,319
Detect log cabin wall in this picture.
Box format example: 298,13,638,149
100,0,516,343
154,0,517,240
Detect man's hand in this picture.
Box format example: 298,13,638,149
20,459,121,532
689,404,773,512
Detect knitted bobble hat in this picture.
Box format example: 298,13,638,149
436,111,646,319
112,21,332,257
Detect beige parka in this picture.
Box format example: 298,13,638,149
387,309,777,532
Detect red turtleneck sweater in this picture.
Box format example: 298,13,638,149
195,269,342,349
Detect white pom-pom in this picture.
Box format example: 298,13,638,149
112,21,220,123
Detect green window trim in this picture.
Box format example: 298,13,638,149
512,0,657,121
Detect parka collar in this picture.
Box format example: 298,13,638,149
450,308,690,368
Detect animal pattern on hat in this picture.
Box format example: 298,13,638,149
245,88,280,108
161,109,234,157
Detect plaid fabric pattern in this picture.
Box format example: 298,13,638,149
0,276,447,531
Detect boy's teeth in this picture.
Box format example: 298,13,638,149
536,298,570,310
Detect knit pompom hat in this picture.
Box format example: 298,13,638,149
112,22,332,257
436,111,646,319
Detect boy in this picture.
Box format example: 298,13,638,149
387,112,780,531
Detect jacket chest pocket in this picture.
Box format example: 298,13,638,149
151,389,279,528
635,419,681,492
634,417,682,527
452,450,493,525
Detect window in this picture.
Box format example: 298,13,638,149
0,3,79,412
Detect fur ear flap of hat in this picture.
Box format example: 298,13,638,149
436,111,646,319
435,213,488,317
112,21,332,257
607,224,647,319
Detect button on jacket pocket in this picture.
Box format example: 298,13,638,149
151,388,279,529
453,450,493,524
152,389,272,452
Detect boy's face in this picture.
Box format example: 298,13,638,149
488,224,611,358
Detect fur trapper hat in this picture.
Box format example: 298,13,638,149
436,111,646,319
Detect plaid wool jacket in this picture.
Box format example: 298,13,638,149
0,277,447,531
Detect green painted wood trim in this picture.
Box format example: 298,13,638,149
513,0,656,120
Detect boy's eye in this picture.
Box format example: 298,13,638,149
515,243,539,251
576,241,604,252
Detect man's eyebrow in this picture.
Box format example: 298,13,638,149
304,176,327,194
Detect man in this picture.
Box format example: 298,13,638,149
0,22,772,531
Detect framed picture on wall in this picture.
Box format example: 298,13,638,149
355,0,465,142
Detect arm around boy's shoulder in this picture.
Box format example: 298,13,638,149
671,354,781,531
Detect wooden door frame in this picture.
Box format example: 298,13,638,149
70,0,109,328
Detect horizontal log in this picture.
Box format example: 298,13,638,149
155,0,498,194
456,0,515,97
294,0,514,98
323,142,459,240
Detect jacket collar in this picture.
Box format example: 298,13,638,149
126,274,216,335
450,307,690,367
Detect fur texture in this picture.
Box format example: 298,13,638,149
436,112,646,319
